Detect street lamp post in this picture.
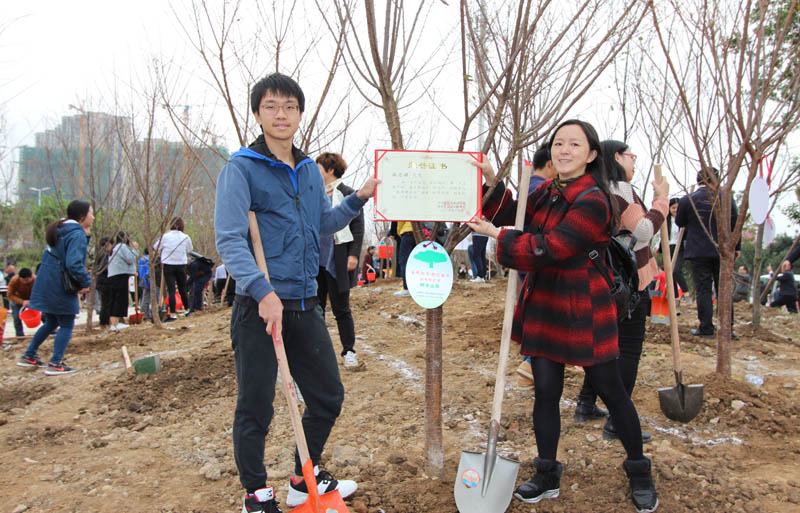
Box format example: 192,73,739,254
188,186,203,216
29,187,51,206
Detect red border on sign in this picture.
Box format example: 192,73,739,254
373,149,483,223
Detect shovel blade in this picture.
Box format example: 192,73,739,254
658,383,704,422
288,491,349,513
289,459,350,513
454,450,519,513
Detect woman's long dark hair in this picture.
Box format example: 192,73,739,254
667,197,679,237
45,200,91,247
547,120,619,227
600,139,629,184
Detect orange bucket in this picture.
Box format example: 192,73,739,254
163,293,184,311
366,270,376,282
19,308,42,329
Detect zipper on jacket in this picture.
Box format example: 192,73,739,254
295,193,306,310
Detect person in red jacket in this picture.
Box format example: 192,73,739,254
468,120,658,513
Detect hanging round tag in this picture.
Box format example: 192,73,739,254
763,216,776,246
749,176,770,225
405,241,453,309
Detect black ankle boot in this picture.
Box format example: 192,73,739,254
574,401,610,422
602,417,653,444
514,457,564,504
623,457,658,512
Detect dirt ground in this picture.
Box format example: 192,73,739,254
1,277,799,513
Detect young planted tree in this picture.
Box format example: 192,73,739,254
115,62,208,328
328,0,648,476
651,0,800,375
174,0,356,155
751,170,800,325
446,0,648,249
23,101,136,330
330,0,447,475
174,0,366,272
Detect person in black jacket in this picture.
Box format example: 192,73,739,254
316,152,365,369
675,167,740,338
187,253,214,313
770,260,798,313
785,244,800,268
95,237,114,327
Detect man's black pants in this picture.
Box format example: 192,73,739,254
690,257,735,335
231,295,344,492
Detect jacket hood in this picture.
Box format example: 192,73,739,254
56,221,86,239
231,134,311,168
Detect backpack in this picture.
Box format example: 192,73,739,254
574,187,640,322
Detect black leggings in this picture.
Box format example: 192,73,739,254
532,357,643,461
163,264,189,314
578,295,650,403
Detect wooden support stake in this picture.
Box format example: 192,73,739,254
121,345,133,373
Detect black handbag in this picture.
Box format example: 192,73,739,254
61,269,83,294
49,247,84,294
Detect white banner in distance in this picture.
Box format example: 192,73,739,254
749,177,770,225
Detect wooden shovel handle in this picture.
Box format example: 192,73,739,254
247,212,311,464
490,163,533,423
220,274,231,304
654,164,682,375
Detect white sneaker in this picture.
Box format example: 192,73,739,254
393,289,410,297
286,468,358,507
470,277,485,283
110,323,130,331
343,351,358,368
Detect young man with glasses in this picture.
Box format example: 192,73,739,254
215,73,379,513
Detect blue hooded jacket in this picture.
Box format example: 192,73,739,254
214,137,366,304
29,221,92,315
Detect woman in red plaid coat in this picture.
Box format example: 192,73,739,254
468,120,658,513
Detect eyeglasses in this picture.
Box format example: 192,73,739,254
259,102,300,116
622,152,637,162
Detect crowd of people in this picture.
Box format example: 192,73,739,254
3,211,221,373
4,70,800,513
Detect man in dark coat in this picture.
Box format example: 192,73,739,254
770,260,798,313
675,167,740,338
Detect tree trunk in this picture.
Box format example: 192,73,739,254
759,235,800,306
716,251,735,376
424,306,444,478
751,224,765,326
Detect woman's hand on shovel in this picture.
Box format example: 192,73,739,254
258,291,283,342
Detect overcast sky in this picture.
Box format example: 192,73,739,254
2,1,797,237
3,0,179,147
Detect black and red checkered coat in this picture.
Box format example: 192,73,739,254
483,172,618,366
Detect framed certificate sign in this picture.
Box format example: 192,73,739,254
374,150,483,222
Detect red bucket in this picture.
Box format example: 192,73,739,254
366,270,376,282
19,308,42,329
